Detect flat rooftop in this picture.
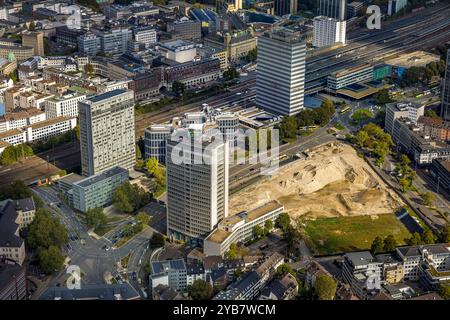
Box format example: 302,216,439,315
86,89,129,104
74,166,128,188
385,51,441,69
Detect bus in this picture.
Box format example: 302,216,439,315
340,106,350,114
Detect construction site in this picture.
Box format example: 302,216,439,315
229,142,405,219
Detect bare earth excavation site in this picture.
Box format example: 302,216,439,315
230,142,405,219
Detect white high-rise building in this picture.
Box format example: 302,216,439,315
79,89,136,177
313,16,346,48
256,28,306,116
133,27,157,49
166,127,229,244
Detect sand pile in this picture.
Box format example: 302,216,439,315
229,142,404,219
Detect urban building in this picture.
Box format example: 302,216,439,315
417,116,450,143
327,64,374,91
385,102,425,136
318,0,346,20
158,40,197,63
0,45,34,63
71,166,129,213
150,259,188,292
203,201,284,257
164,58,221,89
256,28,306,116
346,1,364,18
274,0,298,16
44,92,87,119
55,26,85,47
342,251,383,300
259,273,298,300
0,261,27,300
21,31,45,57
0,109,46,133
97,28,133,56
133,26,157,49
313,16,346,48
430,159,450,193
441,48,450,121
388,0,408,16
166,128,229,244
167,19,202,41
24,116,77,143
77,33,101,57
79,89,136,176
0,198,36,265
144,124,173,164
213,253,283,300
204,30,256,63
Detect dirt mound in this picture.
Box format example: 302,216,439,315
229,142,404,219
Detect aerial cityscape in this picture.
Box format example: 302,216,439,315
1,0,450,304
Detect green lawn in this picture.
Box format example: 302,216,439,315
304,214,411,255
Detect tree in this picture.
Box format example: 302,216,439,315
253,225,264,239
38,245,65,274
136,212,150,226
85,207,107,229
424,109,440,119
0,146,18,165
246,47,257,62
172,81,185,97
351,108,374,124
28,209,68,250
441,223,450,243
438,283,450,300
112,182,152,214
422,192,436,207
0,180,33,201
146,158,159,176
421,229,435,244
150,232,165,247
225,243,239,259
275,212,291,232
84,63,94,75
264,219,273,235
275,264,294,279
283,225,301,253
223,67,240,81
371,236,384,254
314,274,337,300
383,235,397,252
188,279,213,300
28,20,36,31
135,144,142,160
407,232,423,246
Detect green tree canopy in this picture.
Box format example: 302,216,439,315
225,243,239,260
383,235,397,252
371,236,384,254
38,245,65,274
28,209,68,250
275,212,291,232
275,264,294,279
85,207,107,229
421,192,436,207
136,212,150,226
315,274,337,300
407,232,423,246
421,229,435,244
264,219,273,235
188,279,213,300
172,81,186,97
112,182,152,214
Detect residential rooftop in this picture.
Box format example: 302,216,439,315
74,166,128,189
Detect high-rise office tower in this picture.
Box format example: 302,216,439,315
256,28,306,116
313,16,346,47
79,89,136,177
318,0,346,21
166,128,229,244
22,31,44,56
274,0,298,16
441,48,450,121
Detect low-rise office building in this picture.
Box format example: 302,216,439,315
203,201,284,257
72,166,129,213
385,102,425,136
144,124,173,164
150,259,188,292
44,92,87,119
327,64,373,91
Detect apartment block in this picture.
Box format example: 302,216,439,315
79,89,136,176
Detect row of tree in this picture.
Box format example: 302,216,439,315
28,209,68,274
112,182,152,214
0,144,34,165
276,99,335,142
352,123,394,166
400,60,446,87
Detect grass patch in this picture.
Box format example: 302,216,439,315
334,122,345,130
120,254,131,269
304,214,411,255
